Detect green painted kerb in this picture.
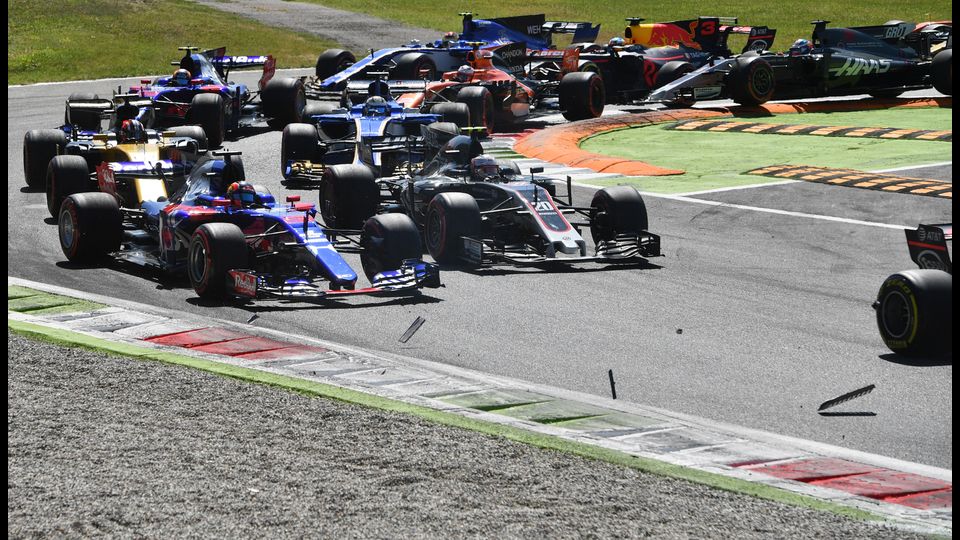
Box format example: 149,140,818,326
8,318,884,524
8,285,105,315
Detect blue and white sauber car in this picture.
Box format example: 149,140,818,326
57,151,440,302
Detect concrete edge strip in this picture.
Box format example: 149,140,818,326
513,98,952,177
6,317,884,524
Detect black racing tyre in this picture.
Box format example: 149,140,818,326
303,101,338,118
190,93,226,148
424,192,481,264
23,129,66,190
168,125,208,152
456,86,495,135
874,269,952,357
319,164,379,229
728,55,775,106
654,61,695,88
261,77,307,126
64,92,102,132
280,123,320,178
559,71,605,121
360,213,423,281
391,53,438,80
58,192,121,262
589,186,649,243
931,48,952,96
46,155,92,217
188,222,249,299
429,102,471,129
315,49,356,79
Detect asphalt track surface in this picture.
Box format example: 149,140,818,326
8,71,952,473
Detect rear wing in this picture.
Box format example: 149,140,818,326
624,16,776,54
460,13,599,48
64,93,154,131
180,46,276,88
906,223,952,273
541,21,602,44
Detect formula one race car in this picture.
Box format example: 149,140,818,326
307,13,601,97
317,124,661,267
647,20,953,106
57,151,440,302
279,79,467,182
129,46,306,147
395,47,605,133
873,224,952,357
22,95,208,217
526,16,776,104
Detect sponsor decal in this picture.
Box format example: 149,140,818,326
229,270,258,298
96,162,117,195
830,57,892,77
561,48,579,74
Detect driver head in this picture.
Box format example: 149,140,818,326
470,154,499,180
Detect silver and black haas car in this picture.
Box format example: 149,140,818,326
318,123,661,267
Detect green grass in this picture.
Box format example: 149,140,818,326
296,0,951,49
8,0,339,84
580,107,952,193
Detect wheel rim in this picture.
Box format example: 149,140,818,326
188,237,209,288
59,205,76,253
426,208,443,254
589,78,604,116
752,66,773,97
880,290,912,339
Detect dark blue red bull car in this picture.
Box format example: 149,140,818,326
130,47,307,147
56,151,440,303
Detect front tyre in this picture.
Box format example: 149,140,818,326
47,155,92,217
728,55,775,106
58,192,121,262
424,192,481,264
188,222,249,300
360,213,423,281
261,77,307,125
456,86,495,135
559,71,605,121
23,129,67,189
589,186,649,243
428,102,471,129
280,123,320,178
315,49,356,79
319,164,379,229
190,93,226,148
874,269,952,357
931,48,952,96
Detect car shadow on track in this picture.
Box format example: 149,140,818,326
452,260,663,277
186,293,443,311
878,352,952,367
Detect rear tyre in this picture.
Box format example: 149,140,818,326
728,56,775,106
391,53,438,80
456,86,495,135
188,222,249,300
190,93,226,148
281,123,321,178
319,164,379,229
429,102,471,129
261,77,307,125
23,129,67,189
58,192,121,262
64,92,103,132
654,61,695,88
360,213,423,281
315,49,356,79
424,192,481,264
559,71,605,121
47,155,92,217
931,48,952,96
589,186,649,243
874,269,952,357
168,125,208,152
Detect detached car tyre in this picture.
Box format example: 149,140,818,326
874,269,952,357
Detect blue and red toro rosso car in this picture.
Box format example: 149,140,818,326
57,151,440,302
308,13,600,97
130,47,306,147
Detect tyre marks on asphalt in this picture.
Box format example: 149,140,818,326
745,165,953,198
672,119,953,141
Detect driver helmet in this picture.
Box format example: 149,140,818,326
470,154,500,180
226,181,258,206
790,38,812,56
362,95,390,117
455,65,475,82
118,119,146,143
442,31,458,45
172,68,192,86
608,37,625,48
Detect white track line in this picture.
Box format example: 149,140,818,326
870,161,953,173
675,180,801,196
570,181,912,230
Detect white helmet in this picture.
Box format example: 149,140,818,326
470,154,499,180
455,65,475,82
